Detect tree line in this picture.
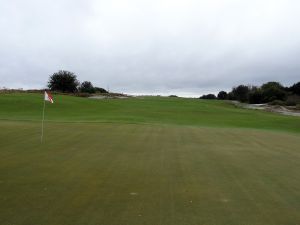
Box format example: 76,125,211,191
48,70,108,94
48,70,300,105
200,81,300,105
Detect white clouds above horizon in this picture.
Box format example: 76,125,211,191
0,0,300,95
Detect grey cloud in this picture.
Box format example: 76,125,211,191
1,0,300,96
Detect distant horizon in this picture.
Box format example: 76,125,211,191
1,78,298,98
0,86,211,98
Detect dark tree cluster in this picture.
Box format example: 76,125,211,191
217,91,227,100
200,81,300,105
48,70,108,94
79,81,95,93
48,70,79,93
288,82,300,95
226,82,288,104
199,94,217,99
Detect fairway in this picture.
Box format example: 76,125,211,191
0,94,300,225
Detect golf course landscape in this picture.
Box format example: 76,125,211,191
0,93,300,225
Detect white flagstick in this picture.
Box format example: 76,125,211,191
41,93,46,143
41,91,54,143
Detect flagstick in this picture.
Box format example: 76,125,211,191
41,97,46,143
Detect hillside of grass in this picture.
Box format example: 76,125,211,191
0,93,300,133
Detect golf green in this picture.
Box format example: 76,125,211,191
0,93,299,225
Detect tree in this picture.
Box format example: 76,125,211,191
94,87,108,93
261,81,287,102
261,81,284,90
48,70,79,93
290,82,300,95
79,81,95,93
231,85,250,102
217,91,228,100
248,88,263,104
227,92,236,100
200,94,217,99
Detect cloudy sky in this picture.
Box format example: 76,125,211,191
0,0,300,96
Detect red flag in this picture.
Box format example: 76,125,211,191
44,91,54,103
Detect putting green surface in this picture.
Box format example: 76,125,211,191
0,94,300,225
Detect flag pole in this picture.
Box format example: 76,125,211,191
41,93,46,143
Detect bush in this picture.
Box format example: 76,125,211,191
261,82,284,90
269,100,286,106
75,93,92,98
286,95,300,104
200,94,217,99
285,100,297,106
261,81,287,102
79,81,95,93
94,87,108,93
263,88,287,102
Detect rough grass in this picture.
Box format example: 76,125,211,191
0,93,300,225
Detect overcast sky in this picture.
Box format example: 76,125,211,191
0,0,300,96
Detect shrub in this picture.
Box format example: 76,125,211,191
261,81,287,102
286,95,300,104
285,100,297,106
200,94,217,99
75,93,92,98
269,100,286,106
94,87,108,93
79,81,95,93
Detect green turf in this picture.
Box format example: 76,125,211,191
0,93,300,225
0,93,300,132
